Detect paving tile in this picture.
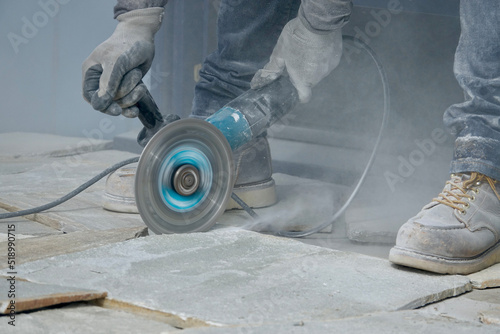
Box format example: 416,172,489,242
0,150,144,232
4,229,471,327
468,263,500,289
0,227,147,270
0,132,112,159
179,310,500,334
5,303,180,334
0,280,106,314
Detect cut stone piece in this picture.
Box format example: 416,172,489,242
0,227,148,269
218,173,346,233
0,280,106,314
179,310,500,334
468,264,500,289
0,132,112,159
0,150,144,232
10,303,181,334
6,229,472,326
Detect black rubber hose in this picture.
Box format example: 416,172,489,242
0,156,140,220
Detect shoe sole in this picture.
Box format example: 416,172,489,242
389,242,500,275
103,178,277,213
226,178,277,210
102,166,138,214
103,192,139,214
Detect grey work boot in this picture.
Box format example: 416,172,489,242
389,173,500,275
103,135,277,213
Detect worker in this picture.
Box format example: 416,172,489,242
389,1,500,275
81,0,351,210
82,0,500,275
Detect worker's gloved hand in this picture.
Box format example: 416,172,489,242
251,17,342,103
82,8,164,117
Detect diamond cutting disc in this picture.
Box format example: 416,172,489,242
135,119,235,234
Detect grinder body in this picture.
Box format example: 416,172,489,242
207,76,299,151
135,76,299,234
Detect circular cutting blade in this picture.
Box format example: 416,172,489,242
135,118,235,234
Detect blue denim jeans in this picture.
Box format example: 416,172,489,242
191,0,301,119
194,1,500,181
445,1,500,180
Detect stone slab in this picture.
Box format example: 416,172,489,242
468,263,500,289
0,159,47,177
180,310,500,334
0,150,144,232
420,288,500,325
346,217,399,244
0,132,112,159
6,303,180,334
0,280,106,314
0,227,148,270
0,209,62,242
299,235,392,259
216,173,347,233
5,229,471,327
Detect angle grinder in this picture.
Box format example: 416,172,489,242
135,76,299,234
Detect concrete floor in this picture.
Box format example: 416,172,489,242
0,132,499,333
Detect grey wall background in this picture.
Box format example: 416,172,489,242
0,0,136,140
0,0,460,140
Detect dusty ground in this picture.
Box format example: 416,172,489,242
0,132,499,333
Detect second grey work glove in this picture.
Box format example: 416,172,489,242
251,16,342,103
82,8,164,117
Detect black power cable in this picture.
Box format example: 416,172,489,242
0,157,139,220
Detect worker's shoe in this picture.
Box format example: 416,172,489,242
389,172,500,275
103,135,277,213
103,166,139,213
226,135,277,210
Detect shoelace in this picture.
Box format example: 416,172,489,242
433,173,500,214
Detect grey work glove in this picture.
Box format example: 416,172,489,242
251,17,342,103
82,8,164,117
